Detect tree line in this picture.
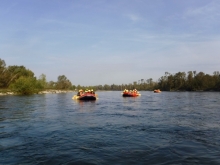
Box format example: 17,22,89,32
1,58,220,95
156,71,220,91
83,70,220,91
0,58,73,94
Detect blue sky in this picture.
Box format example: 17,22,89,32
1,0,220,86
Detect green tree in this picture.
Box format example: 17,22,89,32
194,72,205,90
47,81,56,89
173,72,186,90
71,85,76,90
56,75,72,89
38,74,47,89
111,84,118,90
6,65,34,87
157,76,166,90
213,71,220,90
186,71,193,91
9,76,43,95
103,84,110,90
0,59,8,88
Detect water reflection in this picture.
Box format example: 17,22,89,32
74,99,96,104
73,99,97,113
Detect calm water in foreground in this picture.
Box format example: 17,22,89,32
0,91,220,165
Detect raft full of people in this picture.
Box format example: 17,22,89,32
72,89,97,100
122,89,141,97
154,89,161,93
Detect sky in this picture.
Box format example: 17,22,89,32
1,0,220,86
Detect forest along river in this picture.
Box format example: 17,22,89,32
0,91,220,165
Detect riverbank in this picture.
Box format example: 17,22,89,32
0,90,74,96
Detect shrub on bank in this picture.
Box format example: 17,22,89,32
9,76,43,95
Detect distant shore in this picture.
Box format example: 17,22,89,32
1,90,219,96
0,90,75,96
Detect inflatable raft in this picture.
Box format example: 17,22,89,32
122,92,141,97
154,89,161,93
72,93,97,100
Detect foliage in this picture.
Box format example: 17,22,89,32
0,59,35,88
38,74,47,88
56,75,72,89
9,76,43,95
156,71,220,91
1,58,220,93
7,65,34,86
47,81,56,89
0,58,8,88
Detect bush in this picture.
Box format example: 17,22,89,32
9,76,43,95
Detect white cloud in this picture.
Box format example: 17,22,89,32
126,13,142,22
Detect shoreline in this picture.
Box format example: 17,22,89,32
0,90,75,96
1,90,219,96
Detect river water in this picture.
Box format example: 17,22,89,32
0,91,220,165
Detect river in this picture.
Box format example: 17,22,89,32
0,91,220,165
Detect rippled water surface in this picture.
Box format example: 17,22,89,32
0,91,220,165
